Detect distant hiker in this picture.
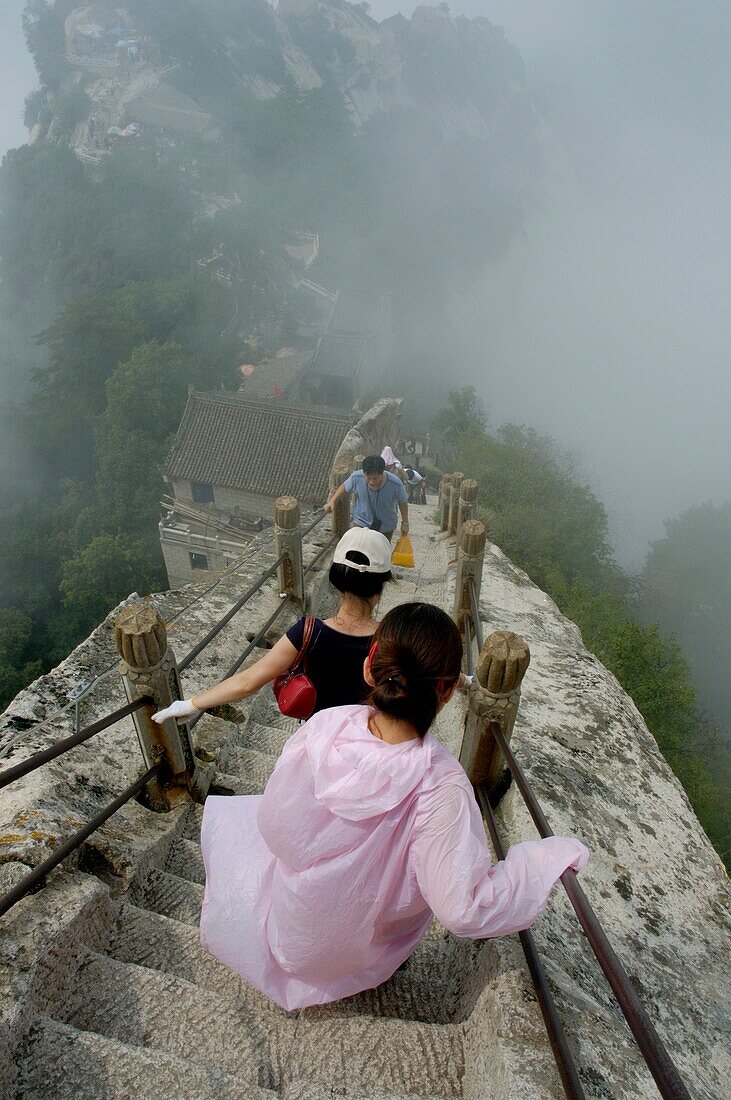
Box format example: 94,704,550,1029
151,529,393,722
404,466,427,504
325,454,408,543
199,602,589,1011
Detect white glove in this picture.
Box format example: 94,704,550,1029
151,699,200,724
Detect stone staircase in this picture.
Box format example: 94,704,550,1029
14,688,483,1099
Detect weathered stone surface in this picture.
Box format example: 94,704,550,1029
1,505,728,1099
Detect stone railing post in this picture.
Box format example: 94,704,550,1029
453,519,486,636
456,478,478,547
448,472,464,536
274,495,304,607
459,630,531,798
439,475,453,531
115,603,212,808
331,463,351,539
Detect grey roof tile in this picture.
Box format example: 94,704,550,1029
164,392,353,500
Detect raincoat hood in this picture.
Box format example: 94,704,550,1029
305,705,433,820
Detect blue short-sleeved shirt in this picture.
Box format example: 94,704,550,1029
344,470,408,532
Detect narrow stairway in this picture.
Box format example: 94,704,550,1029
16,509,497,1100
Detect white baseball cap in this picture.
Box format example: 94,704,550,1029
332,528,392,573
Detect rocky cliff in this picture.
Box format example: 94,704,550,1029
1,502,728,1099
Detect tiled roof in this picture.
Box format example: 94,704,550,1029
310,333,369,379
329,291,383,335
164,392,353,500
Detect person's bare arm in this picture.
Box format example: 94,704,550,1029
152,633,299,723
324,482,347,512
191,634,298,709
399,501,409,535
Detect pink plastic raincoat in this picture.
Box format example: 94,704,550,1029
200,704,588,1011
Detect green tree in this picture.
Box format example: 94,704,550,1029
22,0,69,89
60,534,162,636
93,340,198,532
431,387,486,446
641,502,731,717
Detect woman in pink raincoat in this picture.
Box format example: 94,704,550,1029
200,602,589,1011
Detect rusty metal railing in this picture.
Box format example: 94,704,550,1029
0,762,161,919
0,698,150,792
450,472,691,1100
488,722,691,1100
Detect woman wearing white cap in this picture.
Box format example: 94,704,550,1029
151,528,394,724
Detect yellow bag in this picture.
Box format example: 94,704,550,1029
391,534,415,568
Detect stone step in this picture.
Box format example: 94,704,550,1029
166,837,206,884
108,903,277,1011
240,719,294,757
220,745,277,789
134,867,204,927
63,950,272,1085
16,1014,275,1100
283,1087,451,1100
250,696,301,734
108,904,465,1096
271,1014,464,1099
182,800,205,840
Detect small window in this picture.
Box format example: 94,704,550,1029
189,552,208,570
191,481,214,504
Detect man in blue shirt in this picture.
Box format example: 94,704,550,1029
325,455,409,542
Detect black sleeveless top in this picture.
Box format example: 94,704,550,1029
285,616,373,713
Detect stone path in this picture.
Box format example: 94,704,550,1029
13,500,510,1100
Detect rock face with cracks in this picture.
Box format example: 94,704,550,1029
0,507,728,1099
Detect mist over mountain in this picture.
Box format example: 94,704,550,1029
374,0,731,569
0,1,727,855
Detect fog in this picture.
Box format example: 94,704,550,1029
371,1,730,566
2,1,729,564
0,1,36,159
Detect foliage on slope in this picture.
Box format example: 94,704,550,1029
436,389,730,866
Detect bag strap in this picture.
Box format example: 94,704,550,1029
292,615,315,674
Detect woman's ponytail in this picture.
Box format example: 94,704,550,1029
369,603,462,736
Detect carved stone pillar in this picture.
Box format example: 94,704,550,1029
439,475,453,531
274,495,304,607
456,478,478,547
448,472,464,536
330,463,351,539
460,630,531,797
115,603,211,808
453,519,486,636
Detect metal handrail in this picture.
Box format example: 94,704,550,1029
0,762,161,919
0,697,150,791
303,533,337,577
0,554,288,788
474,784,586,1100
463,615,476,678
189,596,294,731
0,531,284,760
489,721,691,1100
301,508,328,537
178,552,287,671
467,576,484,651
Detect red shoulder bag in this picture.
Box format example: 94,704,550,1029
273,616,317,719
